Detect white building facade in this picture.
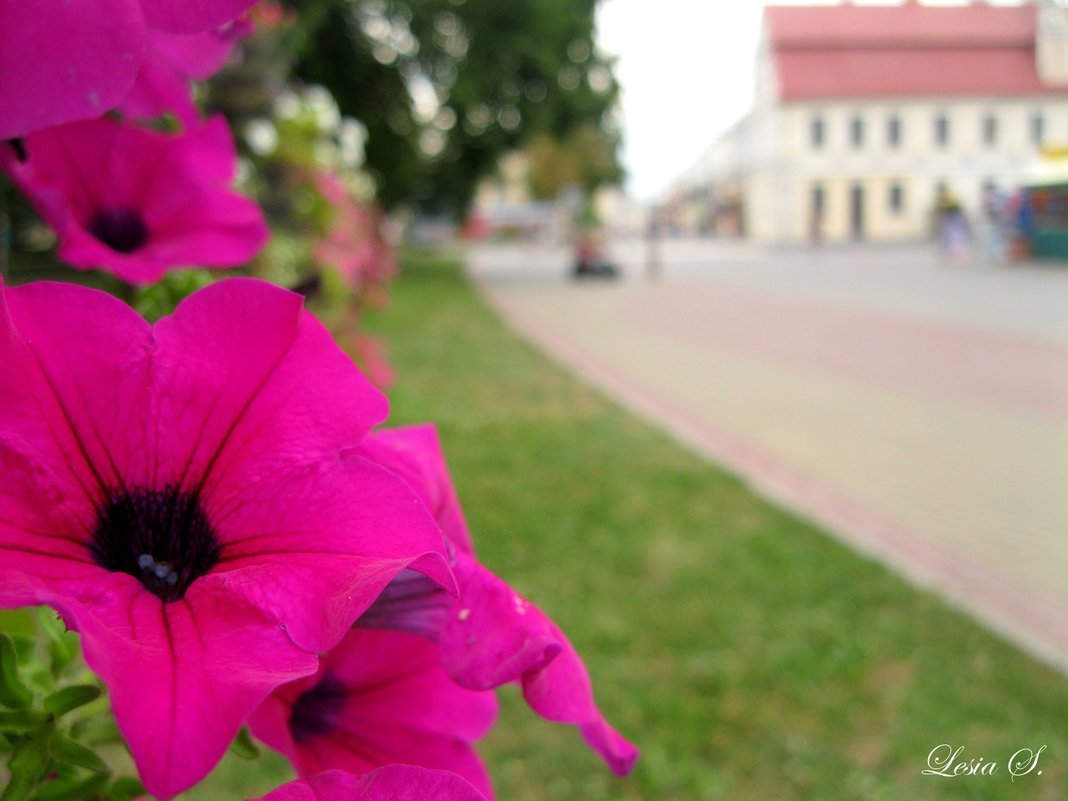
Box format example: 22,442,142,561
676,1,1068,245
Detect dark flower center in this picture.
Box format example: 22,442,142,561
88,208,149,253
89,488,221,603
290,675,345,743
7,138,27,163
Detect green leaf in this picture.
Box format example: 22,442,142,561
7,635,36,665
36,610,78,676
0,708,44,732
107,778,145,801
0,634,33,709
0,610,36,639
28,771,109,801
47,734,106,773
1,725,54,801
68,716,121,748
228,725,260,760
41,686,100,718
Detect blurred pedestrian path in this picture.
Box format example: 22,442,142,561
468,238,1068,672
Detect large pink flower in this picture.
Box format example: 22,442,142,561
1,115,267,285
252,767,489,801
356,425,639,777
0,279,452,798
249,627,498,797
0,0,257,138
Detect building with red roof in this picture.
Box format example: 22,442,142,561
676,0,1068,246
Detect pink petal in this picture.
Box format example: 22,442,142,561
120,54,201,128
165,114,241,183
0,279,144,603
442,558,639,776
153,25,247,80
252,767,490,801
140,0,258,34
358,425,475,556
205,455,454,654
58,574,318,799
144,188,269,268
0,0,146,138
146,277,383,498
123,29,248,126
0,280,154,506
440,557,561,689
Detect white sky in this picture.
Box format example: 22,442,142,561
596,0,1027,201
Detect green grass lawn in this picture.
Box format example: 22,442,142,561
357,249,1068,801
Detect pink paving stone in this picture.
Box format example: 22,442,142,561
624,284,1068,423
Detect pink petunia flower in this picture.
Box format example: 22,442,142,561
0,278,452,798
249,627,498,797
310,172,396,298
1,115,267,285
0,0,257,139
251,767,488,801
355,425,640,777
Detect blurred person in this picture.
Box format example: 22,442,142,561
572,225,619,279
1008,188,1035,262
934,187,970,263
979,183,1009,264
645,208,662,281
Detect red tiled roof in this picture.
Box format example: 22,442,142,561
776,46,1051,99
765,3,1068,100
765,3,1035,48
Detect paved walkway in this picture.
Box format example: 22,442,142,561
468,238,1068,673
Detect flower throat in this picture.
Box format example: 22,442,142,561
88,208,149,253
90,487,220,603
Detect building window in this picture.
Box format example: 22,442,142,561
850,115,864,148
982,114,998,147
888,182,904,215
887,115,901,148
1031,111,1045,147
810,115,825,149
934,112,950,147
811,183,826,214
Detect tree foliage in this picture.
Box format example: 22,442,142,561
286,0,622,214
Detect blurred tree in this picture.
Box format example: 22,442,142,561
285,0,622,215
526,123,622,200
